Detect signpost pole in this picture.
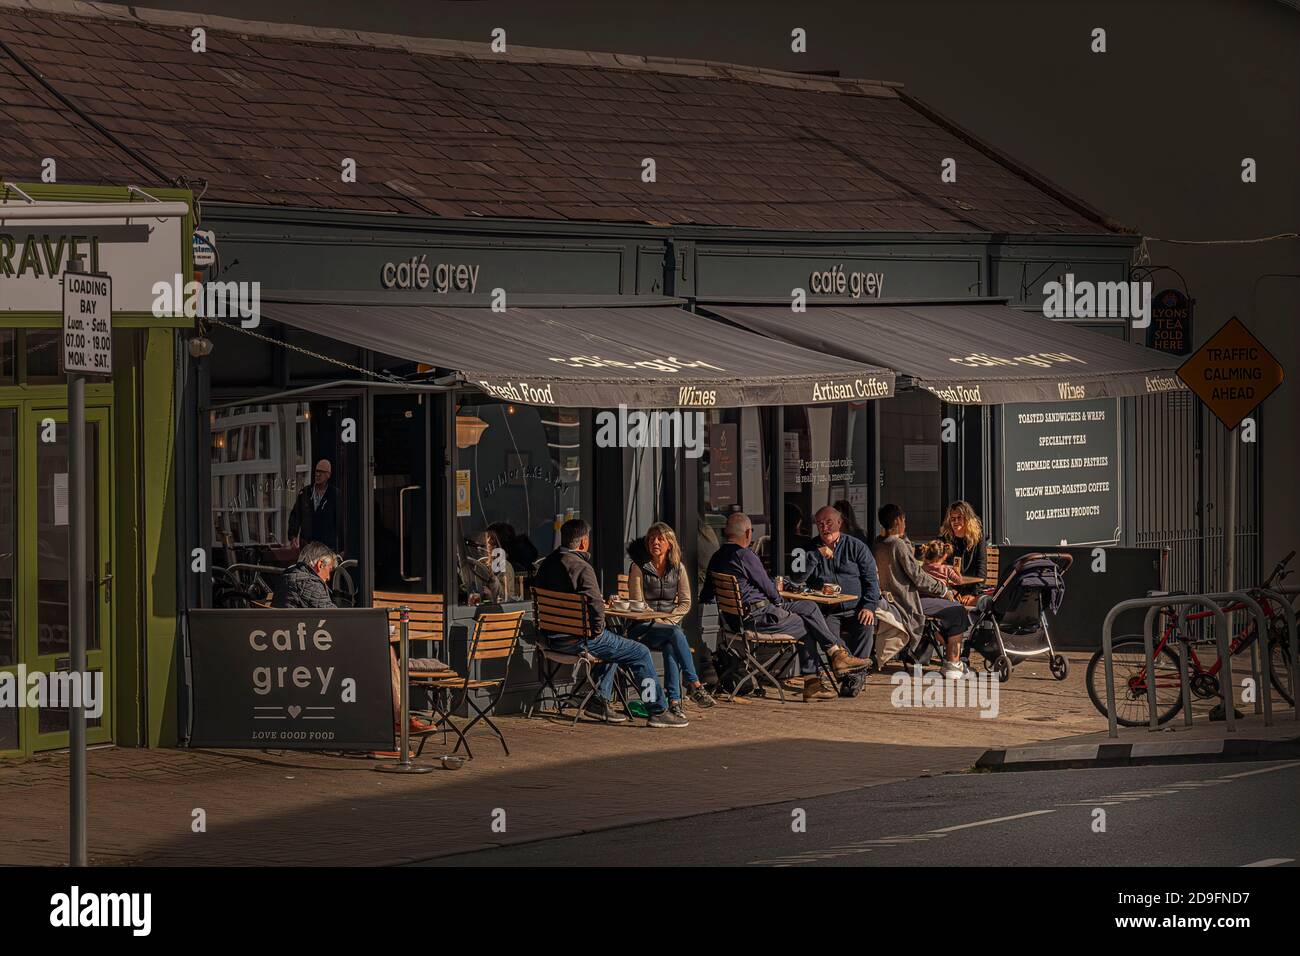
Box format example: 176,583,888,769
1225,424,1237,594
68,368,87,868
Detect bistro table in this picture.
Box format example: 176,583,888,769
778,589,858,606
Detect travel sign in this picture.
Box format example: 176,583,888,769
1176,316,1284,429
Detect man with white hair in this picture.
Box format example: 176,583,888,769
700,512,870,701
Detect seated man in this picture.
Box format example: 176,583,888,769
872,504,970,678
534,519,685,728
700,512,870,701
797,505,882,694
271,541,433,740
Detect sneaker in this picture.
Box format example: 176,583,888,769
940,661,966,679
829,648,872,676
648,708,689,728
689,686,717,709
583,697,629,724
668,701,687,719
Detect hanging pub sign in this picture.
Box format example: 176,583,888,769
187,608,394,750
1146,289,1192,355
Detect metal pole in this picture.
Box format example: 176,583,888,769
1143,606,1160,731
375,604,433,774
1254,587,1297,722
1225,424,1237,593
68,371,87,867
1203,591,1272,727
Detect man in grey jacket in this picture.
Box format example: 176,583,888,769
873,504,970,677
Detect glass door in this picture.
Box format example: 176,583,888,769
23,405,114,753
0,408,17,753
371,393,429,595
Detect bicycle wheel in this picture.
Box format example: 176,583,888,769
1269,637,1294,706
1085,637,1185,727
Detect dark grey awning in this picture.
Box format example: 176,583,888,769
704,302,1188,404
259,303,895,408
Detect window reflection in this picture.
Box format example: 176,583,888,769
781,402,873,555
697,408,772,583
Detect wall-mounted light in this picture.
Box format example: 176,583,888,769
456,414,490,448
188,334,214,358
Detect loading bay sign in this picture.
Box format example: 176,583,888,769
1177,316,1284,430
62,272,113,375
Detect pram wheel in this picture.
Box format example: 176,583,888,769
1049,654,1069,681
995,655,1012,683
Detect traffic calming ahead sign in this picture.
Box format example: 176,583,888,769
62,272,113,375
1177,316,1284,429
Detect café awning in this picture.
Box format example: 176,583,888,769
259,301,895,408
703,301,1188,405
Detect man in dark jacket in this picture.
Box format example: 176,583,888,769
700,512,870,701
534,519,684,728
271,541,338,609
800,505,881,681
288,458,341,552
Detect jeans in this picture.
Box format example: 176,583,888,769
748,599,844,675
823,612,875,660
627,621,699,704
550,629,668,713
920,597,971,638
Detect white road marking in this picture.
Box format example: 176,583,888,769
930,809,1057,833
1241,858,1294,867
1220,760,1300,780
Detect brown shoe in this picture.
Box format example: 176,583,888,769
829,647,871,676
802,676,838,701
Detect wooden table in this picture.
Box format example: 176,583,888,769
604,606,662,623
955,575,984,587
779,590,858,606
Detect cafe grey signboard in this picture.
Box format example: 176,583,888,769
187,608,393,750
1001,398,1120,546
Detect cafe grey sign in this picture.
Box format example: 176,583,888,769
1001,398,1120,546
808,264,885,298
187,608,393,750
381,254,480,292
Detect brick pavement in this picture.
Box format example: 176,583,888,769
3,652,1274,866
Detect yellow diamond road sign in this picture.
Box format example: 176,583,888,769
1177,316,1284,430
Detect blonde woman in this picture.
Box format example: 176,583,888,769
939,500,987,592
627,522,716,716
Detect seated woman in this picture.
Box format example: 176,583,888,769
627,522,716,717
939,500,989,595
459,529,510,605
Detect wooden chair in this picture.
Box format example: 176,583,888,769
373,590,445,658
710,572,802,703
616,573,630,600
528,586,633,725
414,610,524,758
983,546,1000,590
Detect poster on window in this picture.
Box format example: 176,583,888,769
709,423,737,508
455,469,471,517
1001,398,1120,546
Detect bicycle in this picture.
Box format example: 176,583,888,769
1085,550,1296,726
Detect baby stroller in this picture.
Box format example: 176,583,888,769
964,552,1072,683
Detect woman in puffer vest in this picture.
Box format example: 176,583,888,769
627,522,716,717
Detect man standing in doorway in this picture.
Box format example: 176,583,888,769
289,458,340,553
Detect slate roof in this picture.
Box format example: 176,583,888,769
0,0,1124,234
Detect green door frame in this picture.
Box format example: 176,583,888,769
0,395,114,756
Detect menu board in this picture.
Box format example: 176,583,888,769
1001,398,1120,546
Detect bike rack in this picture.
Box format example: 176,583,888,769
1198,592,1272,727
1264,584,1300,723
1101,595,1231,738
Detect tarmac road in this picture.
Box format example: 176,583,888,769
423,760,1300,867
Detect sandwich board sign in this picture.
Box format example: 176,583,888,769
1176,316,1284,430
62,272,113,375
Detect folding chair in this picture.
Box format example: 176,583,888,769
374,592,448,748
527,586,634,725
710,572,802,703
415,610,524,758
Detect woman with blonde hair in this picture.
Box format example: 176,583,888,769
939,500,987,592
627,521,716,717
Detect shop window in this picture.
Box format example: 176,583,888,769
454,397,583,605
781,403,873,561
879,391,946,539
0,409,13,667
0,331,14,384
697,407,772,585
25,330,63,382
210,399,362,583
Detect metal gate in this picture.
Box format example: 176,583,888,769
1134,390,1260,592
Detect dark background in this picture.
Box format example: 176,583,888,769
140,0,1300,561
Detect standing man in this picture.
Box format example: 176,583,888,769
534,519,686,728
289,458,340,553
799,505,881,694
701,512,870,701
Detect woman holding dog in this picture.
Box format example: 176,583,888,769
627,522,717,718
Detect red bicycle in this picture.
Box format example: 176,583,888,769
1085,551,1296,726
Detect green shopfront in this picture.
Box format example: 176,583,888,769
0,184,193,755
192,203,1181,714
